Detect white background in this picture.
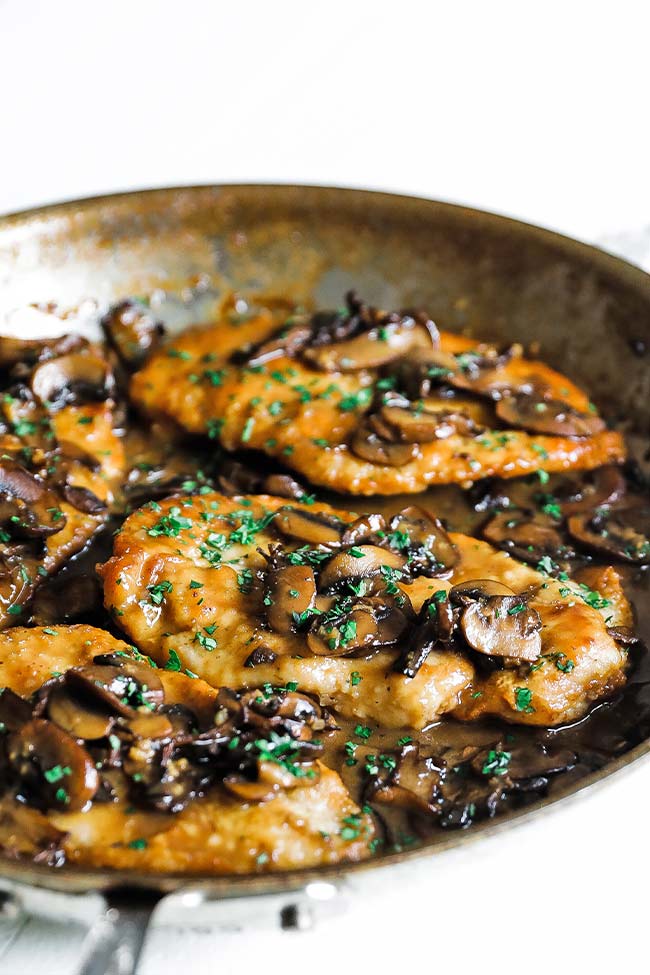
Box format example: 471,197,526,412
0,1,649,972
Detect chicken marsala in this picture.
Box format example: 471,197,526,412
130,293,625,494
99,493,632,729
0,336,125,627
0,625,374,872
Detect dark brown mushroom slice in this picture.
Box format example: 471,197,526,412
482,510,569,564
0,333,87,371
124,712,174,740
61,483,107,514
366,743,440,816
47,684,114,740
274,506,343,547
30,352,116,411
567,504,650,563
495,394,606,437
7,718,99,811
264,563,317,634
244,320,313,367
100,299,165,371
307,595,408,657
0,555,38,627
350,423,419,467
244,646,278,668
393,590,455,677
341,512,387,546
450,579,516,605
0,687,33,730
302,312,438,372
386,507,458,577
377,405,477,443
555,465,627,515
318,544,406,592
0,797,68,866
0,460,66,538
460,591,542,662
262,473,309,500
66,661,163,717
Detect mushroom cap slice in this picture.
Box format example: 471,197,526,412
274,507,343,546
377,405,477,443
350,424,419,467
387,507,458,577
318,544,406,591
567,505,650,563
482,511,569,565
66,661,164,717
7,718,99,812
265,563,316,634
303,313,438,372
30,352,115,411
100,299,165,371
460,594,542,662
450,579,516,605
0,686,33,730
0,460,67,538
47,684,114,740
307,596,409,657
495,394,606,437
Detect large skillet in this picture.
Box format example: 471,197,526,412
0,185,649,973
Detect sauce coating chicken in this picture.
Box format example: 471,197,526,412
130,299,624,494
0,339,125,627
99,493,632,729
0,625,373,872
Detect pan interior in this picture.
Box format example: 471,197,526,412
0,184,649,896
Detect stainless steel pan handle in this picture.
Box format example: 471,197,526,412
77,895,159,975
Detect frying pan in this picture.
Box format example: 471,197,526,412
0,185,649,973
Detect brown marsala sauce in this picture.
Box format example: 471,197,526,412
14,291,650,861
31,413,650,855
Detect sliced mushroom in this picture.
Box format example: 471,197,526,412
0,686,33,730
350,423,419,466
245,321,313,367
307,595,408,657
458,587,542,662
66,661,163,717
303,313,438,372
385,507,458,577
341,513,387,546
376,404,477,443
0,385,53,450
30,352,115,411
0,555,37,627
482,511,569,564
557,465,627,514
393,589,455,677
62,484,107,514
567,504,650,563
47,684,114,740
125,712,174,740
244,646,278,668
0,797,68,866
0,460,66,538
0,333,86,371
318,544,406,592
7,718,99,811
450,579,516,604
366,743,440,816
495,394,606,437
265,562,316,634
274,507,343,546
100,299,165,371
